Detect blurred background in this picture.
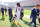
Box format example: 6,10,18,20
0,0,40,10
0,0,40,27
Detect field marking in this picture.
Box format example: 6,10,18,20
24,15,30,18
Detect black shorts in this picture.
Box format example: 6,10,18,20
21,13,24,17
21,13,23,15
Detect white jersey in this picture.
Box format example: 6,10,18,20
15,6,21,14
15,6,21,19
17,7,21,14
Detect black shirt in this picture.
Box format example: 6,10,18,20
1,8,4,13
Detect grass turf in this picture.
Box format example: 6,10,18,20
0,10,40,27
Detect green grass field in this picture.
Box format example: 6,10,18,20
0,10,40,27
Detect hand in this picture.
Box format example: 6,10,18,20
37,13,40,14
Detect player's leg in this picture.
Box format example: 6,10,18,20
28,19,33,26
13,17,16,23
10,14,13,22
21,15,23,20
9,15,12,22
33,19,36,27
20,16,22,20
20,14,22,20
20,13,23,20
9,15,11,22
17,14,20,26
13,14,17,23
17,17,20,26
13,19,15,23
2,13,3,18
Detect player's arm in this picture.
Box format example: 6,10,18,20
38,12,40,14
30,9,33,20
37,12,40,14
39,12,40,14
30,15,32,20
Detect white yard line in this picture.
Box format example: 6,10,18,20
24,15,30,18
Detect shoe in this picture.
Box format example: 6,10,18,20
17,23,20,26
13,20,15,23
